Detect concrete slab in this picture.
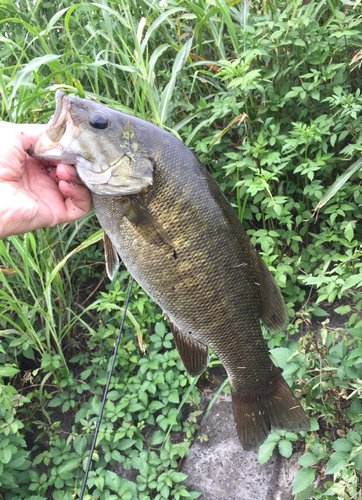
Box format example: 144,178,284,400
181,393,302,500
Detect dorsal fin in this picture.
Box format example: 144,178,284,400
256,254,289,332
169,320,209,377
103,230,119,280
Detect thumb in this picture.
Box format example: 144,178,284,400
14,123,48,151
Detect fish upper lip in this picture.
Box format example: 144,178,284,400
46,90,69,143
28,90,77,160
44,89,75,148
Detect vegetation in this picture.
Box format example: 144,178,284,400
0,0,362,498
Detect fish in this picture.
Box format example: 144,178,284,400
29,90,309,450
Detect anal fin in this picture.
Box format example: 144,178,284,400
169,320,209,377
103,230,119,280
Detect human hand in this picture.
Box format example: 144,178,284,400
0,122,91,239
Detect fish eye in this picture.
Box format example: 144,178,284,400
89,113,109,129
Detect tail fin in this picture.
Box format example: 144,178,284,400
232,366,309,451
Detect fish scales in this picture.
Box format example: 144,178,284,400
92,138,269,388
29,90,310,450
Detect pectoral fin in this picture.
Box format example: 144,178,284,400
119,198,174,248
103,230,119,280
257,253,289,332
169,320,209,377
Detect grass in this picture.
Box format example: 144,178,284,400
1,0,362,498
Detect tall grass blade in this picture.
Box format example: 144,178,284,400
314,157,362,212
9,54,61,104
205,377,230,418
158,36,193,126
45,230,103,291
240,0,249,29
141,7,185,49
214,0,239,53
44,7,72,35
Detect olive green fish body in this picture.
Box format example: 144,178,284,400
30,91,309,450
92,138,269,389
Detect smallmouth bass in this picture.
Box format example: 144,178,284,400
30,90,309,450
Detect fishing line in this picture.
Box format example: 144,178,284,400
78,276,134,500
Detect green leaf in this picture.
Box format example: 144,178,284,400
44,6,71,35
0,447,12,464
346,429,361,444
105,471,122,492
58,457,80,476
309,418,319,432
148,401,165,412
45,230,103,291
285,432,298,441
168,390,180,404
344,221,354,242
0,366,20,378
332,438,353,452
95,476,104,491
128,402,144,412
189,492,202,499
298,452,319,467
155,322,166,337
284,90,299,100
74,435,87,456
107,390,121,401
295,485,316,500
151,430,166,446
171,472,188,482
47,397,63,408
334,305,351,315
312,306,329,317
270,347,293,364
292,468,315,495
278,439,293,458
325,452,349,475
258,435,279,465
138,391,148,408
160,484,170,498
118,439,135,451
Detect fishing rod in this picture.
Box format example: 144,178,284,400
79,32,192,498
79,276,134,500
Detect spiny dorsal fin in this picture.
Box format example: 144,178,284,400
169,320,209,377
103,230,119,280
119,198,174,248
256,253,289,332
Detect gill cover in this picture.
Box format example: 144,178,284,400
76,120,155,196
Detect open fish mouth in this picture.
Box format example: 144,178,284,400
28,90,79,164
29,90,155,197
